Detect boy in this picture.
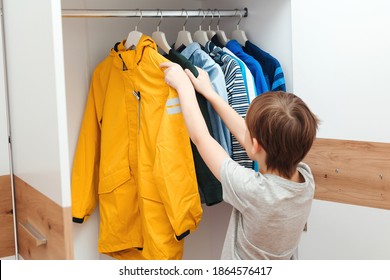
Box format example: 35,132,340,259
160,62,319,260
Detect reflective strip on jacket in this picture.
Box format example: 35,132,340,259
71,36,202,259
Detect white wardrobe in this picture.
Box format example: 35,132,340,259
0,0,389,260
0,1,15,259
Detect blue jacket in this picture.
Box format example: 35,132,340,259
244,40,286,91
226,40,269,95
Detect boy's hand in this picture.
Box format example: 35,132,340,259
160,62,193,93
185,67,215,99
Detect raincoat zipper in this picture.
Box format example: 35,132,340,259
132,90,141,133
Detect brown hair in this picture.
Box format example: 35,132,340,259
245,91,319,178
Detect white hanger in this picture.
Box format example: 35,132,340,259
206,10,216,40
216,30,229,46
231,10,248,46
152,10,171,54
207,30,216,40
125,9,143,50
193,10,209,47
215,10,229,46
175,10,193,50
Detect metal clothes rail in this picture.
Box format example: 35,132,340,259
61,8,248,18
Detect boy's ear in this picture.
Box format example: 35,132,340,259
251,137,261,154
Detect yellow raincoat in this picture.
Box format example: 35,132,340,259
71,36,202,259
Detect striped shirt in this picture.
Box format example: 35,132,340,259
204,41,253,169
223,47,258,103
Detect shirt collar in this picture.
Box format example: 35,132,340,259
226,39,243,53
204,41,224,65
180,42,202,59
211,34,225,48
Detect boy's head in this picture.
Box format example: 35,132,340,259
245,91,319,178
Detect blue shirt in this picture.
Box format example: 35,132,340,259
181,42,231,154
226,40,269,95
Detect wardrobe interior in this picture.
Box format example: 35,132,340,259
61,0,293,260
1,0,389,260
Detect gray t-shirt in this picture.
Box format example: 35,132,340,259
220,157,315,260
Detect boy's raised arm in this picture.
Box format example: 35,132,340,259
185,67,247,150
161,62,228,181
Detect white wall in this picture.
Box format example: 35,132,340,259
3,0,71,207
292,0,390,142
291,0,390,259
300,200,390,259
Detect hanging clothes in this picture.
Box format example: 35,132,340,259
179,42,232,156
244,41,286,91
204,41,253,169
166,49,223,206
225,39,269,95
71,35,202,260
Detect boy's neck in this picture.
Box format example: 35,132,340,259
254,152,304,183
260,167,304,183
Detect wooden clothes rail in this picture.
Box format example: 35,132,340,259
62,8,248,18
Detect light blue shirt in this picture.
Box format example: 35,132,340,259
181,42,231,154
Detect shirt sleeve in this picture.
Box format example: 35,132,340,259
220,157,258,213
153,86,203,240
71,75,101,223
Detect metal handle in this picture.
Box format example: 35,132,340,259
19,221,47,247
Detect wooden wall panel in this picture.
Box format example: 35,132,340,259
304,138,390,210
0,175,15,258
14,176,73,259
